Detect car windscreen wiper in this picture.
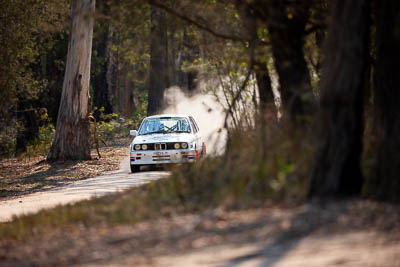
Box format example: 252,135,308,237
142,130,166,135
172,130,190,133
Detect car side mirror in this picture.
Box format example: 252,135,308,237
130,130,138,136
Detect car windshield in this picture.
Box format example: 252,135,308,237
138,117,191,135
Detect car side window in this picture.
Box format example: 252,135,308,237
194,119,200,131
190,120,197,133
189,117,199,133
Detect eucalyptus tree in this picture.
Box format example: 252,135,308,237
47,0,96,161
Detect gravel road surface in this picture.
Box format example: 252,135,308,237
0,158,169,222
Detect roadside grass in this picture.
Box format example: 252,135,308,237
0,123,313,241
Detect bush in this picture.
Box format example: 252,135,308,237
25,123,55,158
161,121,313,211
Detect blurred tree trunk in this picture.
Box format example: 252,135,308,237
235,1,275,117
266,1,315,122
92,0,113,119
147,7,168,115
254,62,274,115
374,0,400,202
168,22,178,86
47,0,95,161
178,26,189,89
47,35,68,124
107,29,118,115
308,0,370,198
118,66,126,117
15,101,39,156
125,66,135,118
186,29,199,92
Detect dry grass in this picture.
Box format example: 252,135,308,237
0,124,315,242
0,200,399,266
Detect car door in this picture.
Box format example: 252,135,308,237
189,116,203,155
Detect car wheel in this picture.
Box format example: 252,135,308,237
131,165,140,173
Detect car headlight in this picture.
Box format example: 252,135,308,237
174,143,180,149
134,144,141,150
142,144,148,150
181,142,188,149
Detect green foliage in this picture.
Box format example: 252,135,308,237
89,104,146,146
0,0,69,120
0,111,55,159
130,94,148,128
0,0,68,158
0,129,17,158
25,124,56,158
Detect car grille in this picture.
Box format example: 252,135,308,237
155,143,166,150
135,142,182,151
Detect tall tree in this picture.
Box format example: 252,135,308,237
235,0,314,122
254,62,274,115
92,0,113,118
147,7,168,115
265,0,314,121
308,0,370,198
374,0,400,201
47,0,96,161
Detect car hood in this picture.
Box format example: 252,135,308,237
131,133,194,144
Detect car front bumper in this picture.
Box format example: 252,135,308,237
130,149,198,165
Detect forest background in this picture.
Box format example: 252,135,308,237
1,0,400,203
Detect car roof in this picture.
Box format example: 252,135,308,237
144,114,191,119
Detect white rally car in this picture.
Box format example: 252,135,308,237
129,114,206,172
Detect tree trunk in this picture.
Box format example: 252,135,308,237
106,26,118,115
177,26,189,89
47,0,95,161
15,101,39,156
308,0,370,198
92,0,113,119
254,62,275,115
118,66,126,117
235,1,276,119
374,0,400,202
125,67,135,118
147,7,168,115
266,1,315,122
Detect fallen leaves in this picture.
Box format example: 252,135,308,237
0,145,129,199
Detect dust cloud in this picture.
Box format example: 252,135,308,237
163,86,227,154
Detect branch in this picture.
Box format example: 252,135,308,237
147,0,247,44
89,113,104,159
223,41,256,132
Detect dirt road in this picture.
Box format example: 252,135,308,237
2,201,398,267
0,158,169,222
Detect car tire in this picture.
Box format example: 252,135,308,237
202,143,206,157
131,165,140,173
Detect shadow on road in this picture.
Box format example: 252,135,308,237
220,201,349,267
